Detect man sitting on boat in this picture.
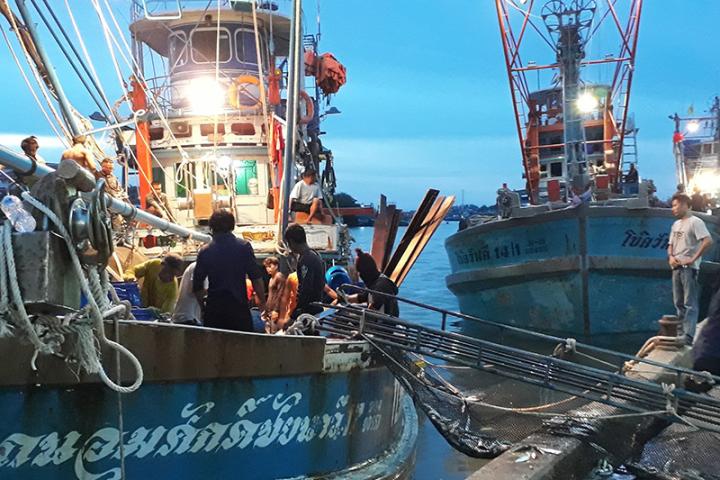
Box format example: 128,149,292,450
124,253,185,314
61,135,97,174
669,193,713,345
289,169,329,224
193,210,266,332
145,181,174,220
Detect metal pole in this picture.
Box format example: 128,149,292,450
0,144,211,243
15,0,81,137
278,0,302,241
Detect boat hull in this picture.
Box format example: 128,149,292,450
0,323,416,479
445,206,720,338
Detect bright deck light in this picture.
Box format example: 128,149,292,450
691,171,720,195
187,77,226,115
686,121,700,133
576,92,599,113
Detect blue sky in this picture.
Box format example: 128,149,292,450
1,0,718,208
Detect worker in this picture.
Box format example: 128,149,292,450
623,164,639,195
284,223,325,322
279,270,299,329
125,253,184,313
350,248,399,317
61,135,97,174
193,210,266,331
289,169,327,224
668,193,713,345
172,262,207,325
262,256,286,332
691,187,708,212
145,181,173,219
98,158,124,198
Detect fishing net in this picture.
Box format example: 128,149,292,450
626,389,720,480
378,344,615,459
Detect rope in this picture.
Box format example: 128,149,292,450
364,332,675,424
2,223,52,357
21,192,143,393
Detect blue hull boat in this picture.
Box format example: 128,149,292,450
445,205,720,338
0,323,417,479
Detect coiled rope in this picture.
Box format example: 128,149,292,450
6,192,144,393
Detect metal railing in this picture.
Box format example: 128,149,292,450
317,302,720,433
334,284,720,382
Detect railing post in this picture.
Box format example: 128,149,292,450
441,312,447,331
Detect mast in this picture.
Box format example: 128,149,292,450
542,1,596,192
0,144,211,243
14,0,80,137
279,0,302,239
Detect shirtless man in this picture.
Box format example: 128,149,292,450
262,256,286,333
61,135,98,173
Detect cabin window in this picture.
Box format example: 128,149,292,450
168,32,188,70
550,162,562,177
235,29,259,66
190,28,232,64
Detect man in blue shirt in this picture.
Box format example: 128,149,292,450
193,210,266,331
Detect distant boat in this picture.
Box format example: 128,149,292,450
444,1,720,339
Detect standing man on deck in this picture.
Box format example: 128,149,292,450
284,223,325,321
193,210,266,332
262,256,286,332
61,135,97,174
668,193,713,345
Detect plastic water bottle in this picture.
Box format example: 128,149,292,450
1,195,36,233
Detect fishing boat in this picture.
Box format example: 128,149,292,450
0,1,417,478
444,0,720,339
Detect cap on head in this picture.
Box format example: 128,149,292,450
101,157,113,165
72,135,87,145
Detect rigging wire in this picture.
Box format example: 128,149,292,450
1,0,71,142
0,23,68,145
30,0,112,119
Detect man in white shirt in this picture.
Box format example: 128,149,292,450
289,169,324,224
172,262,206,325
668,193,713,344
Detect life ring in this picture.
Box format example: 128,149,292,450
227,75,261,109
299,90,314,125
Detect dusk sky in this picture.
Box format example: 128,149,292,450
1,0,718,208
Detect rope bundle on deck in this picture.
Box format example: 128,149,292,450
0,192,143,393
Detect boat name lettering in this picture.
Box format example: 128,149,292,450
455,239,546,265
0,393,383,478
621,230,669,249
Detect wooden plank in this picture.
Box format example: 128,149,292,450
387,195,447,285
383,189,439,276
371,195,391,268
394,196,455,286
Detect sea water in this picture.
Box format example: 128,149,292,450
350,223,488,479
